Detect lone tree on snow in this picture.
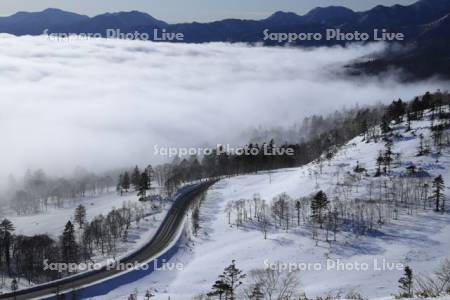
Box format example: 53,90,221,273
248,284,264,300
0,219,15,274
74,204,86,229
121,172,131,193
61,221,78,265
138,171,150,201
144,289,155,299
311,191,329,229
11,278,18,298
433,175,445,212
398,266,413,298
208,260,246,300
131,165,141,191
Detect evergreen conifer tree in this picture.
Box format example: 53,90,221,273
311,191,329,229
61,221,78,264
433,175,445,212
131,166,141,191
208,260,246,300
398,266,413,298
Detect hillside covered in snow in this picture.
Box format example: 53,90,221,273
96,98,450,299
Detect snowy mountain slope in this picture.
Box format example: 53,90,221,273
94,110,450,299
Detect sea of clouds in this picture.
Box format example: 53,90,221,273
0,34,448,179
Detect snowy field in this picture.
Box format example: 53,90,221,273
94,114,450,299
6,192,137,236
5,191,171,253
0,191,171,294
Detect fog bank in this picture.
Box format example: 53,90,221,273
0,35,447,179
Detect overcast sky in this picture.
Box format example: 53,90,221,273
0,0,418,23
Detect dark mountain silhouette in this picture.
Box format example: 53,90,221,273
419,13,450,39
0,8,88,35
61,11,168,34
351,9,450,80
304,6,357,26
264,11,305,26
1,0,448,42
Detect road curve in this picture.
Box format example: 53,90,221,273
0,180,216,300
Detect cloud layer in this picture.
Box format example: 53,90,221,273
0,35,447,178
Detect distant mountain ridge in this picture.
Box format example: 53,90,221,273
1,0,449,41
0,8,89,35
0,0,449,79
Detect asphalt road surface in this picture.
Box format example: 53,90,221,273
0,181,215,300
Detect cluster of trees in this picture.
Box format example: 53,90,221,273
380,92,450,155
0,218,59,285
191,193,206,237
194,260,450,300
196,261,367,300
0,201,151,286
78,202,148,261
244,91,448,153
5,169,116,215
127,289,155,300
2,91,449,294
375,140,396,176
414,103,450,157
396,260,450,298
156,91,449,197
153,105,386,196
376,95,450,215
245,105,385,146
431,119,450,155
117,165,154,201
224,170,444,243
5,91,446,214
194,259,450,300
195,260,302,300
382,91,450,129
417,133,432,156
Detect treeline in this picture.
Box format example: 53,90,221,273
380,90,450,147
151,91,449,197
0,200,151,286
4,168,116,215
222,92,450,243
5,91,447,212
0,218,59,285
224,172,444,244
222,110,448,240
382,90,450,128
79,201,148,259
244,105,385,146
116,165,155,201
153,105,388,196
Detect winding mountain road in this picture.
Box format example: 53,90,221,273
0,180,216,300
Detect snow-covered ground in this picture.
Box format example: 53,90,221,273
6,191,171,242
6,191,137,236
0,190,171,294
94,113,450,299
